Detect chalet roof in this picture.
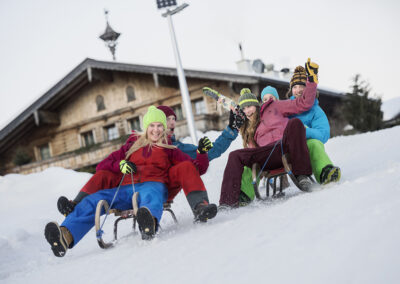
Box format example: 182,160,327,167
0,58,345,155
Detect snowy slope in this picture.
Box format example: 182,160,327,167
1,126,400,284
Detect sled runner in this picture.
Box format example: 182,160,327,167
94,192,178,249
252,154,316,200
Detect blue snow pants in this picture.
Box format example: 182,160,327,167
61,181,168,247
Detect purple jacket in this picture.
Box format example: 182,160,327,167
254,81,317,147
96,132,209,175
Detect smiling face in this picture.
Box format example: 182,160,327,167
242,105,257,119
262,94,277,103
146,122,165,142
166,115,176,135
292,84,306,98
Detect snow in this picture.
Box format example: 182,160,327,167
382,96,400,120
1,126,400,283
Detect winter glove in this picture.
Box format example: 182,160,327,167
305,58,319,84
235,108,246,129
229,110,245,130
119,160,137,174
197,136,213,154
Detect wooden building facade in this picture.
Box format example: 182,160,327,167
0,58,345,175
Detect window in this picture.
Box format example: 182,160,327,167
172,104,184,121
128,117,141,132
38,144,51,160
104,124,119,141
126,86,136,102
96,95,106,111
193,98,207,115
81,131,95,147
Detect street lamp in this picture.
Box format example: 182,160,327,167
156,0,198,144
99,10,121,61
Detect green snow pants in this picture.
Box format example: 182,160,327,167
240,166,257,201
307,139,332,183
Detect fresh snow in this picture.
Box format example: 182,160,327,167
1,126,400,284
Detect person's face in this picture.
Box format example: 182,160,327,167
262,94,277,103
242,105,257,119
292,84,306,98
147,122,164,142
166,115,176,135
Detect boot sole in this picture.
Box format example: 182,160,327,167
197,204,218,222
136,207,155,240
44,222,67,257
323,167,341,185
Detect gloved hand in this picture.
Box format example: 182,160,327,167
119,160,137,174
305,58,319,84
229,110,245,130
197,136,213,154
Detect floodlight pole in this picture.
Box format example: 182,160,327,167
162,4,198,144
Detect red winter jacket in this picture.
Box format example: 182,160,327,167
96,132,209,176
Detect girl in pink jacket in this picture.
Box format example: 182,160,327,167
219,59,319,207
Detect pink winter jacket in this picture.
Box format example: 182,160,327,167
254,81,317,147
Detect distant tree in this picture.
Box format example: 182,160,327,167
342,74,383,132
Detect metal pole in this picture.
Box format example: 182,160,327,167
165,13,198,144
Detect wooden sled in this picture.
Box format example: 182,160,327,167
252,154,315,200
94,192,178,249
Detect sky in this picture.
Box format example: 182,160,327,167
1,0,399,129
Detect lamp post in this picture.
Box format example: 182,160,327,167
156,0,198,144
99,10,121,61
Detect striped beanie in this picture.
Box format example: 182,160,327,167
238,88,260,109
290,66,307,89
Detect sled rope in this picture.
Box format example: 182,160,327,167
97,174,126,239
252,139,283,185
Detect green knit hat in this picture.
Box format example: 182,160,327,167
143,106,167,131
238,88,260,109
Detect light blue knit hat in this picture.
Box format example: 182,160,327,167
261,86,279,101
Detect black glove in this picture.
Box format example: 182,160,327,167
234,109,246,129
197,136,213,154
305,58,319,84
228,110,236,129
119,160,137,174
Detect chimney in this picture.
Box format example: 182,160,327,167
236,43,252,73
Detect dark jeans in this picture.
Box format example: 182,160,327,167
219,118,312,206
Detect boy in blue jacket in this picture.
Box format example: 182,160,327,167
281,65,341,184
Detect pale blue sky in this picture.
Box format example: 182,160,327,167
1,0,399,128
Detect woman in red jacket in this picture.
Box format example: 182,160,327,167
44,106,213,257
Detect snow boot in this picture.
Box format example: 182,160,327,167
44,222,73,257
320,165,341,185
57,196,76,217
136,207,156,240
193,201,217,222
296,175,313,192
239,191,252,207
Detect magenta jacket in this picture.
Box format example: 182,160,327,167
254,81,317,147
96,132,209,175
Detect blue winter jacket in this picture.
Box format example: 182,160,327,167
290,96,330,144
171,126,238,161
